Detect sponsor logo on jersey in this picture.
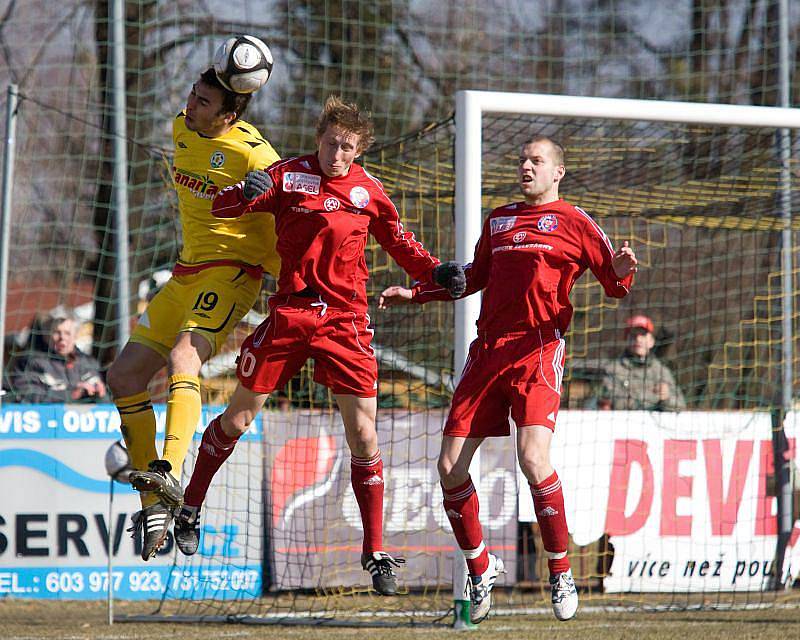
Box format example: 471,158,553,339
210,151,225,168
172,166,219,200
349,186,370,208
537,214,559,232
490,216,517,235
492,242,553,254
323,197,340,212
513,231,527,243
283,171,321,195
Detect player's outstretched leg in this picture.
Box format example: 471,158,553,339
518,423,577,622
128,503,173,561
530,470,578,621
351,450,403,595
338,395,402,595
129,459,184,509
175,410,249,554
175,384,266,556
441,474,505,624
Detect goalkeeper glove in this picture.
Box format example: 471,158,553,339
243,170,273,201
432,261,466,298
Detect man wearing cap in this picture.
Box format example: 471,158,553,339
595,314,686,411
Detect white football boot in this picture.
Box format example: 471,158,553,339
550,568,579,621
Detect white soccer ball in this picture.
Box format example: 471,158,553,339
213,35,273,94
104,440,133,484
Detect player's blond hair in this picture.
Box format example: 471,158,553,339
316,95,375,153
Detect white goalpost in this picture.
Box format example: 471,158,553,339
454,90,800,373
453,90,800,606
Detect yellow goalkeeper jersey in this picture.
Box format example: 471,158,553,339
171,112,280,276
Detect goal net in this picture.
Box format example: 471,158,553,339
129,93,800,624
448,91,800,611
4,78,800,623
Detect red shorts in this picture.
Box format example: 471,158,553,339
236,294,378,397
444,328,565,438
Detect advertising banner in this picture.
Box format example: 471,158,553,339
519,411,800,592
4,404,798,597
264,409,519,590
0,403,263,600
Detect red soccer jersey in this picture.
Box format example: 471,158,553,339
212,154,439,312
413,199,633,335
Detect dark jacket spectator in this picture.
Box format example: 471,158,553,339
8,316,107,403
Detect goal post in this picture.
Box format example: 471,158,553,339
454,90,800,372
454,89,800,595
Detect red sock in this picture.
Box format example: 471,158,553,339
531,471,571,576
442,477,489,576
183,418,241,508
351,451,384,553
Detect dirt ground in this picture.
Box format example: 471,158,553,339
4,599,800,640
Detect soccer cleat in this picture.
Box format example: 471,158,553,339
127,503,173,561
129,459,184,509
174,505,201,556
469,553,505,624
361,551,405,595
550,568,579,621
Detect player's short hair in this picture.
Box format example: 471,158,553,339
522,134,565,166
316,95,375,153
199,68,252,122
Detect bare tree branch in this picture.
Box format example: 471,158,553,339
0,0,19,82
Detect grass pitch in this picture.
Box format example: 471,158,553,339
4,599,800,640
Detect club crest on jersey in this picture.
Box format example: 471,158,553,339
210,151,225,168
490,216,517,235
513,231,527,243
323,197,340,212
283,172,321,195
537,214,559,232
349,186,370,208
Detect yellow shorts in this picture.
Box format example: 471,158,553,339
130,266,261,358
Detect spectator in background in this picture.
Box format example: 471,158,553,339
593,314,685,411
9,315,107,403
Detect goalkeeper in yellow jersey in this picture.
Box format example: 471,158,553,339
106,67,280,561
